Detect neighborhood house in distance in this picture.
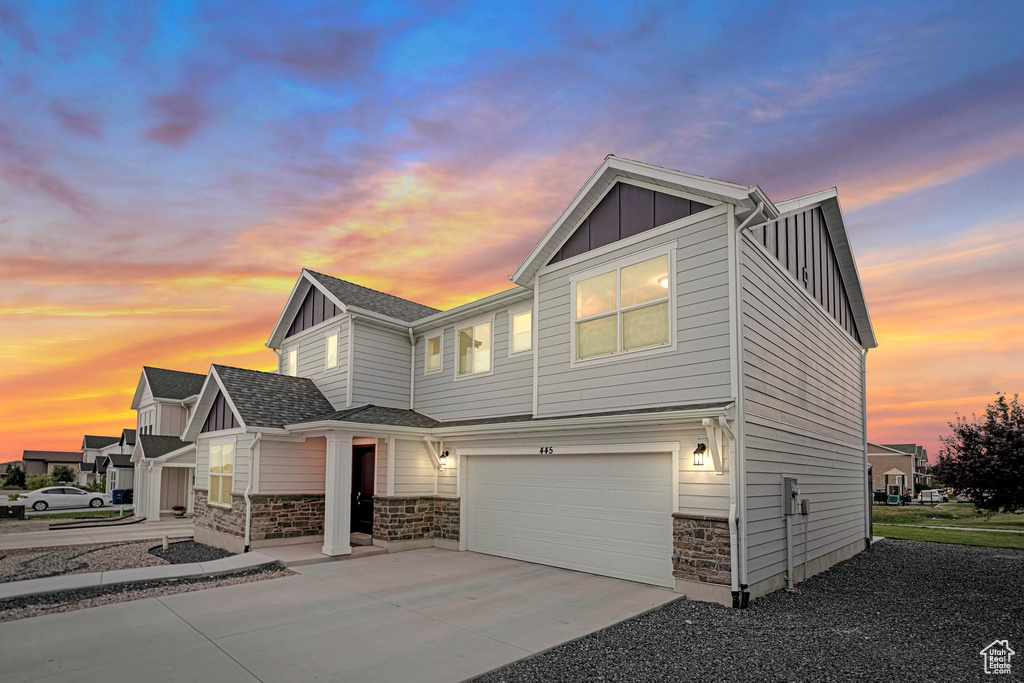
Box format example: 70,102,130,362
54,156,880,607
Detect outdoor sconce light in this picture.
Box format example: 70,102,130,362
693,442,707,467
438,450,450,470
659,276,669,288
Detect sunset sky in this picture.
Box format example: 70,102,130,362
1,0,1022,463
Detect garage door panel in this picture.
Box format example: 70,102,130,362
467,453,673,587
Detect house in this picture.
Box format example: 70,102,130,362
22,451,83,478
0,461,21,481
183,156,876,607
129,367,205,520
80,435,121,486
100,453,135,494
868,442,931,497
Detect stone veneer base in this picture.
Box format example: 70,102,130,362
672,513,731,586
372,495,460,551
193,490,326,553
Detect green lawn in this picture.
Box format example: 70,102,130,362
872,503,1024,530
874,524,1024,549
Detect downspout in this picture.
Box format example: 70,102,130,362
408,328,415,410
244,432,261,553
862,348,870,548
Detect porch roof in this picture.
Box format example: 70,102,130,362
138,435,193,459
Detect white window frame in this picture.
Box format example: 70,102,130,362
568,244,677,368
423,328,444,375
207,436,236,509
453,313,495,381
287,348,297,377
324,327,341,372
508,304,534,357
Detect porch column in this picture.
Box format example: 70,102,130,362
134,464,146,517
147,464,163,521
323,431,354,557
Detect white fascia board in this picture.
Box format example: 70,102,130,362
410,287,533,333
152,443,197,464
181,368,247,441
347,306,412,331
432,405,733,437
267,270,352,349
282,420,429,437
130,370,150,411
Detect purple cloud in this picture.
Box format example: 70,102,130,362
49,101,104,140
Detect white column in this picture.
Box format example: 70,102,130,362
147,464,163,521
134,465,144,517
323,431,353,557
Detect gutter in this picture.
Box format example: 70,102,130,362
244,432,261,553
408,328,415,410
862,348,870,547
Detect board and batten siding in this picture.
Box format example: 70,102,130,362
413,305,534,420
258,437,326,495
535,205,734,416
157,402,188,438
740,235,866,587
279,316,349,409
195,432,254,495
350,321,411,410
159,468,189,510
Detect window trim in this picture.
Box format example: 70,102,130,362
568,244,677,368
324,326,341,372
453,313,495,381
508,304,534,357
287,348,297,377
207,436,236,509
423,328,444,375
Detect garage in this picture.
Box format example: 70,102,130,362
465,450,675,587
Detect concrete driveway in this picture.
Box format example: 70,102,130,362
0,548,677,682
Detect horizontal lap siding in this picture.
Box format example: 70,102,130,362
280,317,349,409
740,237,865,586
392,437,436,497
413,306,534,420
258,437,326,495
537,208,733,416
351,322,411,409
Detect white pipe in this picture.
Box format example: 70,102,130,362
244,432,261,553
408,328,415,410
785,515,794,590
862,348,870,544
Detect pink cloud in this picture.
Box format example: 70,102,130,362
49,101,104,140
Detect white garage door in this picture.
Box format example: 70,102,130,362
466,452,674,587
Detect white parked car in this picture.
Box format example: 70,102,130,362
916,489,948,503
16,486,112,511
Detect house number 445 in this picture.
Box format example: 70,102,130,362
539,446,555,455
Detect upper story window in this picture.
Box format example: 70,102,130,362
325,333,338,370
208,440,234,507
425,332,442,373
456,317,492,378
571,250,673,363
510,307,532,355
287,349,297,376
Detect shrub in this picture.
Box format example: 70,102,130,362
26,474,54,490
4,463,26,489
51,465,76,483
86,476,106,493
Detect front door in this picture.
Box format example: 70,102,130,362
351,445,375,534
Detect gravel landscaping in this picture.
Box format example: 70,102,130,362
0,563,294,622
0,539,234,583
476,540,1024,683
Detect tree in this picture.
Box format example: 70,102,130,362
933,393,1024,515
4,463,26,489
51,465,76,483
26,474,54,491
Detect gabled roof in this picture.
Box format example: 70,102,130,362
120,429,136,447
102,454,133,469
22,450,83,463
882,443,918,455
774,188,876,348
183,364,337,440
267,270,442,349
511,155,778,286
137,435,193,459
93,458,107,474
132,366,207,409
82,435,119,450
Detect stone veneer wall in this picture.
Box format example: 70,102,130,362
672,513,731,585
373,496,460,543
193,490,325,543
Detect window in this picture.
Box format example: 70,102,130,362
287,349,297,376
510,308,532,354
209,441,234,507
456,318,492,377
573,251,672,362
326,333,338,369
425,333,442,373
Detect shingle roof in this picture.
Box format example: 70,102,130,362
22,451,83,463
93,459,107,474
882,444,918,455
213,365,336,429
121,429,137,446
305,270,441,322
144,367,207,400
299,402,730,430
106,454,133,469
83,435,119,449
139,435,193,459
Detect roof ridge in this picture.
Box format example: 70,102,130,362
143,366,207,377
304,269,442,313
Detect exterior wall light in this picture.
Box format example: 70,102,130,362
438,450,450,470
693,442,706,467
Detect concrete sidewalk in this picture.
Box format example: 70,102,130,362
0,552,276,601
0,517,193,550
0,548,678,683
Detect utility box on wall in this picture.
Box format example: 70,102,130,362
782,477,800,516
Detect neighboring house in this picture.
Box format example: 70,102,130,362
868,442,931,497
80,435,120,486
99,454,135,494
0,461,21,481
129,367,205,520
183,156,876,607
119,428,137,454
22,451,83,478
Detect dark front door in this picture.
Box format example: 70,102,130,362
351,445,375,534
